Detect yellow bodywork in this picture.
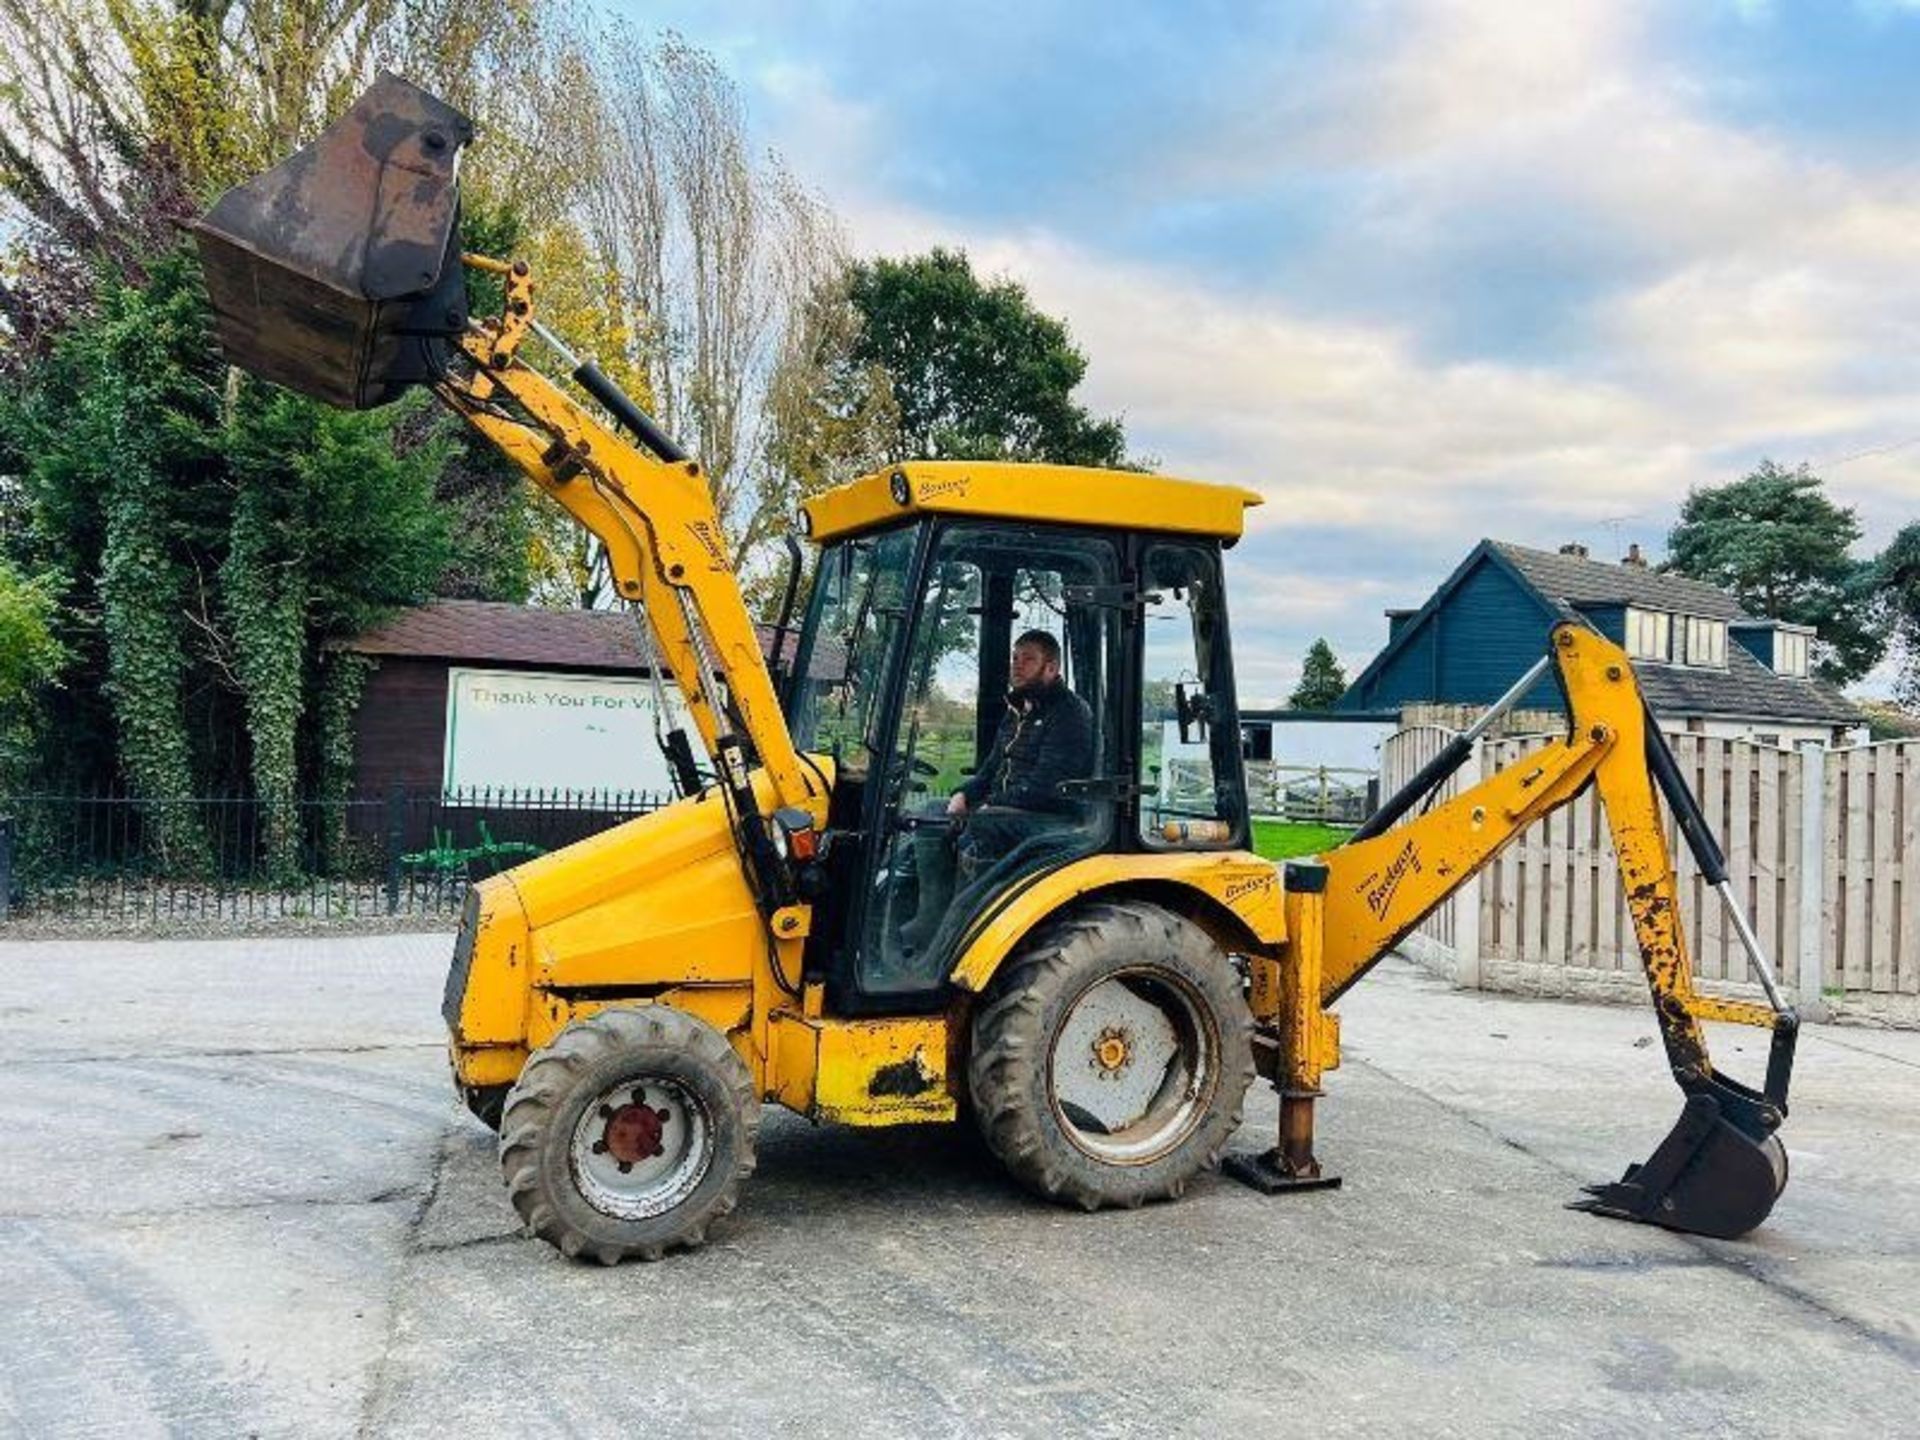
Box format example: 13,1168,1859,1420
446,777,1276,1124
428,259,1762,1145
803,461,1262,543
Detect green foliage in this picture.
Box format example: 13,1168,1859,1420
221,385,450,873
843,248,1130,467
1664,460,1882,685
0,559,63,710
0,241,462,828
314,649,376,866
0,558,65,784
9,251,220,863
1289,638,1348,711
1874,522,1920,708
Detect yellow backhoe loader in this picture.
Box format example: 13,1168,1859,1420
192,76,1797,1263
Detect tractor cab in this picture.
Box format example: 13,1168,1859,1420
787,463,1264,1012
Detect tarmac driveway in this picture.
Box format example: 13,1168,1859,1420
0,932,1915,1438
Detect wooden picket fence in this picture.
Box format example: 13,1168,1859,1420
1379,728,1919,1026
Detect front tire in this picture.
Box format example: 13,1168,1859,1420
968,900,1254,1211
499,1006,758,1264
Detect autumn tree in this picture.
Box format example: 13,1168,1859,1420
0,0,540,817
558,29,851,591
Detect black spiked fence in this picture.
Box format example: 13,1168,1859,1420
0,785,670,925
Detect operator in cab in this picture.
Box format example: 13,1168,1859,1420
900,630,1094,952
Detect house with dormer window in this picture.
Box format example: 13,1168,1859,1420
1337,539,1862,745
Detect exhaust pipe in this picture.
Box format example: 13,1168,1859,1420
192,73,475,409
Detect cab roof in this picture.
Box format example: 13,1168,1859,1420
800,461,1263,544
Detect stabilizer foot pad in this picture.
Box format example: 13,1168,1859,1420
1223,1149,1344,1195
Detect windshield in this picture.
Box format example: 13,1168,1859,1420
789,524,921,775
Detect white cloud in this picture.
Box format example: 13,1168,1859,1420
749,6,1920,698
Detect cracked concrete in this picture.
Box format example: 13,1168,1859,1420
1,931,1916,1438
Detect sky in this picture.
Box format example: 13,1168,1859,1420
616,0,1920,704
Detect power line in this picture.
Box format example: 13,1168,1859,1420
1819,434,1920,469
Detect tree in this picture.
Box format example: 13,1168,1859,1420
840,248,1130,468
0,0,550,812
1876,522,1920,708
1664,460,1883,686
568,28,847,582
1289,639,1347,711
0,558,63,783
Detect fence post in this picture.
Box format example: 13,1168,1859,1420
384,785,405,916
1451,738,1484,990
0,814,12,922
1796,743,1828,1021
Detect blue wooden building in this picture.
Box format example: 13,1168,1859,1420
1338,540,1861,745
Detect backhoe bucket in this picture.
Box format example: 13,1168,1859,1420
1572,1034,1794,1241
192,73,475,409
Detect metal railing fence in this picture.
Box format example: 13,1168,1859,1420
0,786,670,925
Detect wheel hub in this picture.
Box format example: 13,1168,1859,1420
1050,969,1215,1164
1093,1027,1133,1074
569,1076,714,1220
598,1092,671,1170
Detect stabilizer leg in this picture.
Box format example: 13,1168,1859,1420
1224,1090,1343,1194
1228,862,1343,1196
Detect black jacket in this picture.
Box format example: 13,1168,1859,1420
960,677,1095,815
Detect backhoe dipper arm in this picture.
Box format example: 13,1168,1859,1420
1235,623,1796,1238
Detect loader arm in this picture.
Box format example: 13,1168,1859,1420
1235,623,1797,1238
189,74,825,918
433,259,816,819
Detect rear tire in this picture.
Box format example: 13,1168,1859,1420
968,900,1254,1211
499,1006,758,1264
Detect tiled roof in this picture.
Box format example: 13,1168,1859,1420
1634,642,1861,726
1493,542,1752,621
342,601,651,668
335,600,832,677
1489,543,1858,727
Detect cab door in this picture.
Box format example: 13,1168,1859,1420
840,522,1123,1007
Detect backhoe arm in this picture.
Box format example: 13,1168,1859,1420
1234,624,1796,1239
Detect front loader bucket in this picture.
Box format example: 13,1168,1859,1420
192,73,475,408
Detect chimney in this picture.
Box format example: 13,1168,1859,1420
1559,542,1589,559
1622,543,1647,569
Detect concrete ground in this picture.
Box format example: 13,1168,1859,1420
0,933,1915,1439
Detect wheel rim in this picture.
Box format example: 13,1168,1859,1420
1048,967,1218,1164
569,1077,714,1221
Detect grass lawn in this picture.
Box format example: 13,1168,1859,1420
1251,818,1355,861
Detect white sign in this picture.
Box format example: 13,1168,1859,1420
443,668,687,801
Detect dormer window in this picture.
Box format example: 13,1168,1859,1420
1625,607,1671,661
1775,630,1809,678
1681,616,1727,669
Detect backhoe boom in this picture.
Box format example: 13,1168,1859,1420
1233,623,1797,1238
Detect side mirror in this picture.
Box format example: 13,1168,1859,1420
1174,683,1210,744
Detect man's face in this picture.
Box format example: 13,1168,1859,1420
1009,642,1058,692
